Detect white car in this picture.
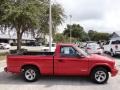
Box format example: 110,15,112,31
41,43,56,52
0,43,11,49
103,37,120,56
85,43,103,54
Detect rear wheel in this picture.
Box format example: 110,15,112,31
22,66,40,82
90,67,109,84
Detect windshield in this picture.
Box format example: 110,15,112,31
75,45,90,56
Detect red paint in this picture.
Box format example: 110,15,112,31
5,44,118,77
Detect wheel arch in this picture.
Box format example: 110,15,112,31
21,64,40,73
90,65,111,74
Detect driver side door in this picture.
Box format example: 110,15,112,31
54,46,89,75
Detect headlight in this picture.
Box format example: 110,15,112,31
114,61,119,69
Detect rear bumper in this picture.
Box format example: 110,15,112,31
111,67,118,77
4,67,21,74
115,51,120,55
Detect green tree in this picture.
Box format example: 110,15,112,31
36,3,65,38
0,0,46,53
88,30,97,40
0,0,65,53
88,30,110,41
53,33,75,43
53,33,65,43
63,24,89,42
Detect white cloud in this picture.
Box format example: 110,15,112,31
56,0,105,21
55,0,120,33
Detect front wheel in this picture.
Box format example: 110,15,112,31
22,67,40,82
110,49,115,57
90,68,109,84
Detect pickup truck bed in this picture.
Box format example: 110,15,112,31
23,51,54,55
10,49,54,55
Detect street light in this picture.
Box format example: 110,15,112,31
69,15,72,43
49,0,52,52
35,0,52,51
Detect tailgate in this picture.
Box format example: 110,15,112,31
112,45,120,51
6,55,54,74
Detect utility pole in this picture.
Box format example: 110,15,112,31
49,0,52,52
69,15,72,43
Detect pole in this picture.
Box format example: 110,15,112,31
49,0,52,52
70,15,72,43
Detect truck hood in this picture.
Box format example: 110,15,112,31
88,54,115,62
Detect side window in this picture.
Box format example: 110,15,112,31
112,41,116,44
60,46,77,57
111,40,120,44
118,40,120,44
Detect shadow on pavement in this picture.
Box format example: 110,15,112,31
0,71,108,87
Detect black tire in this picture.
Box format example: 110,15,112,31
90,67,109,84
110,49,115,57
22,66,40,82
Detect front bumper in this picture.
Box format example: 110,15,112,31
115,51,120,55
111,67,119,77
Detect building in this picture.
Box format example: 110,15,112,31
0,30,52,45
109,31,120,41
0,30,35,44
110,32,120,39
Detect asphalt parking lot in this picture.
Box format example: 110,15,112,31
0,54,120,90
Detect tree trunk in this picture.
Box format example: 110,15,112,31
17,30,22,54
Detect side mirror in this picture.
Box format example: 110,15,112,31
76,53,80,57
76,52,85,58
80,55,85,58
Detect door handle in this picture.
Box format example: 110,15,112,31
58,59,63,62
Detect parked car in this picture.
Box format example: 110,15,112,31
85,43,103,54
77,42,87,48
0,43,11,49
103,37,120,56
4,43,118,84
41,43,56,52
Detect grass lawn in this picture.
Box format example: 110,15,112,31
0,52,8,61
0,55,6,61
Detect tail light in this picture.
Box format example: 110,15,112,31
115,45,118,49
87,48,91,50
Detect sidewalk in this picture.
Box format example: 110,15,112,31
0,60,6,72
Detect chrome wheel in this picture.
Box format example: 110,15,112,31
95,71,106,83
91,68,109,84
25,69,36,81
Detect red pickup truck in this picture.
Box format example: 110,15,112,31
4,44,118,84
